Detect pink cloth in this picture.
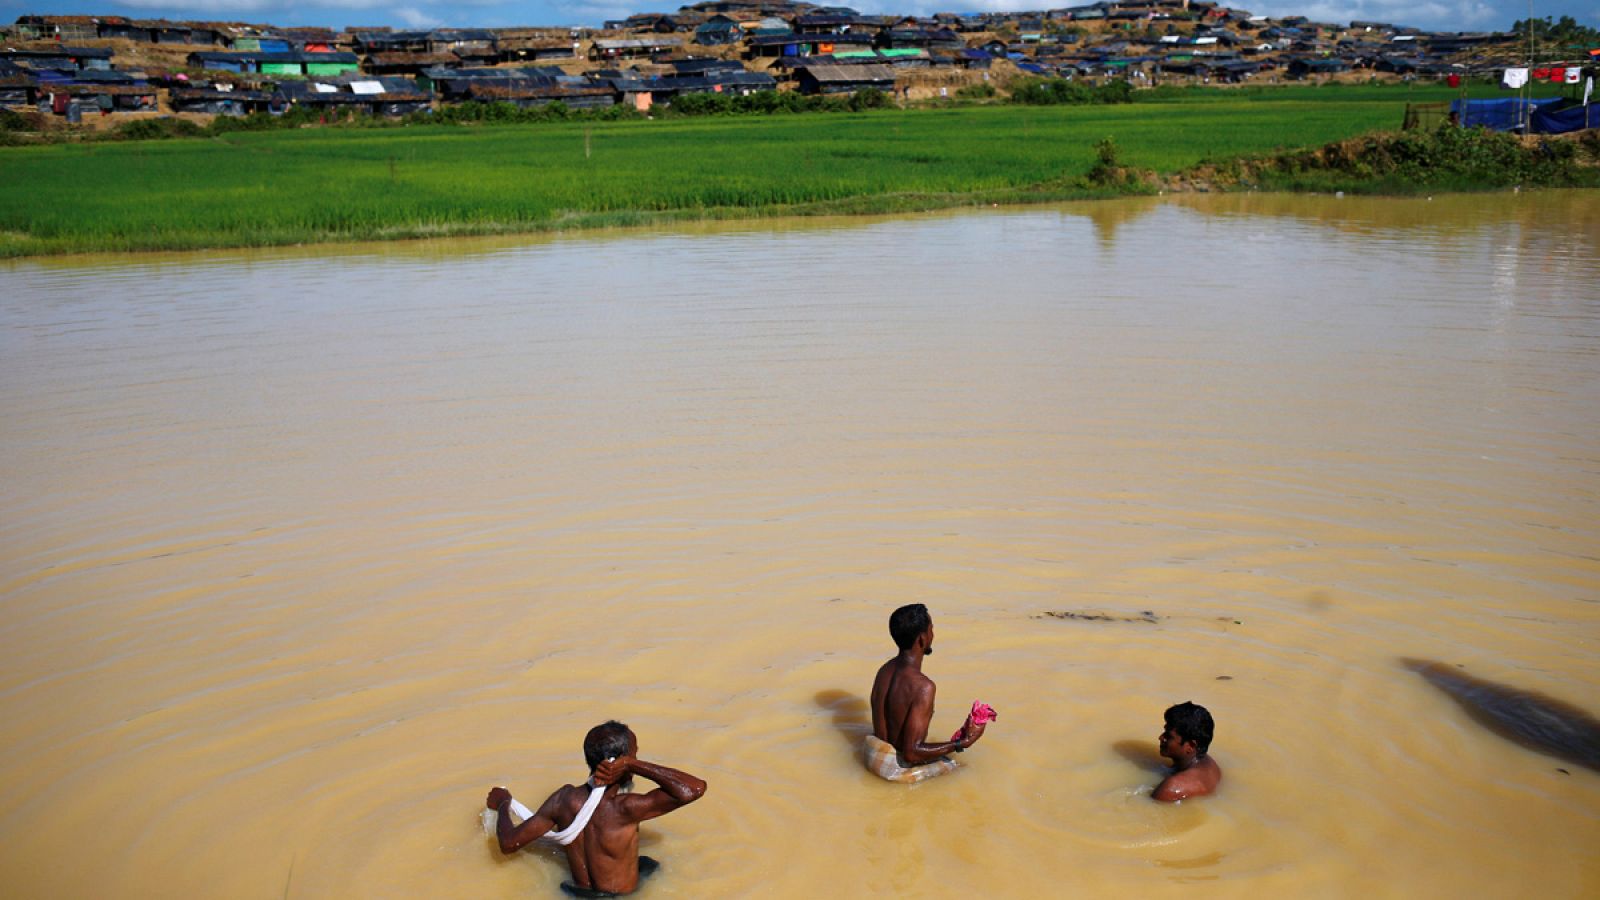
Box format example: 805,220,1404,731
951,701,998,742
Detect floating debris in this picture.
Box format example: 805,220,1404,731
1037,610,1159,624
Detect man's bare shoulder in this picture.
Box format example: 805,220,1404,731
1154,759,1221,802
877,658,933,686
544,783,588,815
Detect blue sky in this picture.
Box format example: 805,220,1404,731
2,0,1595,34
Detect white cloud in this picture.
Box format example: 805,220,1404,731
112,0,410,12
1245,0,1500,29
552,0,643,21
393,5,442,27
113,0,284,11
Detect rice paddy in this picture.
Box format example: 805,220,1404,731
0,87,1531,256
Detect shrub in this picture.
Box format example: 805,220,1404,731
848,88,890,111
1087,136,1128,185
956,82,997,100
114,117,205,141
667,91,734,116
735,89,802,114
0,108,31,132
1007,77,1134,106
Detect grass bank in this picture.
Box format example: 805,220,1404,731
0,89,1586,257
1172,126,1600,194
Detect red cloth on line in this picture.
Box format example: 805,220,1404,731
1446,74,1461,88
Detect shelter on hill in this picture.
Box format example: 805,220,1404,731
12,15,100,42
0,47,114,73
496,36,580,63
792,61,897,93
1286,56,1348,78
273,74,431,116
188,50,361,77
169,85,274,115
364,52,461,76
746,32,874,58
694,15,742,44
590,37,684,60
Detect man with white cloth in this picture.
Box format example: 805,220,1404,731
487,722,707,896
865,603,990,782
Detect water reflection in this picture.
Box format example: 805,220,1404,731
1076,195,1165,249
815,689,872,753
1112,739,1165,774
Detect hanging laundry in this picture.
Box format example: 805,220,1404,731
1532,67,1550,79
1446,73,1461,88
1565,67,1582,84
1502,67,1529,89
1547,69,1565,83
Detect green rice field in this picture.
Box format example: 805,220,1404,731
0,86,1543,256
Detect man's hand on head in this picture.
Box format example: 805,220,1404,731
486,786,512,810
592,756,633,787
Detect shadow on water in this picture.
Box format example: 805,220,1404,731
815,689,871,753
1112,739,1166,774
1402,658,1600,773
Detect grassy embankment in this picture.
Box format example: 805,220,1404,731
0,84,1591,257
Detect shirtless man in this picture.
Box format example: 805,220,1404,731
865,603,988,782
1154,701,1221,802
486,721,706,897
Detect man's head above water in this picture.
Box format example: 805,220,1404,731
584,720,635,772
1161,702,1213,759
889,603,933,654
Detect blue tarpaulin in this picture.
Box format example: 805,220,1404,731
1450,97,1562,131
1530,102,1599,134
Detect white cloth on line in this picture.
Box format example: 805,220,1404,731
1565,67,1582,84
1502,67,1529,89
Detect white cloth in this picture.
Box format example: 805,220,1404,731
1584,76,1593,107
493,782,607,846
543,785,605,846
1502,67,1529,89
1564,67,1582,85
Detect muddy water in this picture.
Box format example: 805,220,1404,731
2,192,1597,898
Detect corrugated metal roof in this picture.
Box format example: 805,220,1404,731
796,63,898,82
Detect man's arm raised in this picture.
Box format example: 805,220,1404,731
595,756,707,823
897,680,985,764
485,785,565,854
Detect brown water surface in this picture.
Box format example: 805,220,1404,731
2,192,1598,898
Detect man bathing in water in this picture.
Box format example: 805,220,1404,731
1154,701,1221,802
486,721,706,897
866,603,990,782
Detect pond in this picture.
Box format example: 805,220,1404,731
1,191,1597,897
